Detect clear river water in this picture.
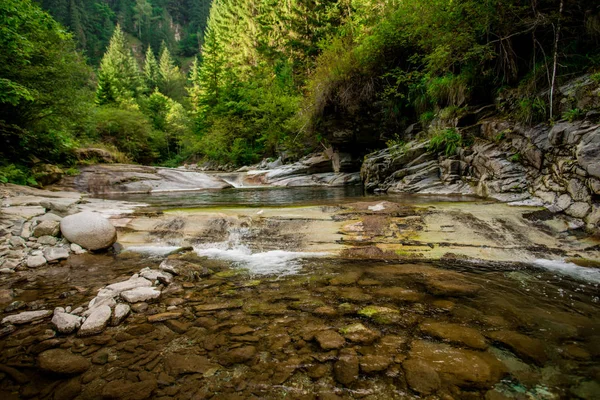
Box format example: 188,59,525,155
1,186,599,399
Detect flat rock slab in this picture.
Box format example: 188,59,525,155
78,305,111,336
419,321,488,350
164,354,217,376
38,349,90,376
486,330,548,366
2,310,52,325
105,277,152,294
147,312,182,323
43,247,69,262
194,302,243,312
121,287,161,303
2,206,46,219
407,340,506,389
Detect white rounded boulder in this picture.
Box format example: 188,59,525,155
60,212,117,251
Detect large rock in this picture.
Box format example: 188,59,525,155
38,349,90,376
60,212,117,251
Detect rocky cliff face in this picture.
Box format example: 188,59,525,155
362,76,600,232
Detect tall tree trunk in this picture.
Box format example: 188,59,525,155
549,0,564,120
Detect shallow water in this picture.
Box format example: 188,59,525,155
98,185,479,210
1,188,599,399
1,252,599,399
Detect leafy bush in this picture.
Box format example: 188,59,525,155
419,111,435,126
516,97,547,125
93,107,158,164
509,153,522,163
0,164,36,186
562,108,584,122
428,128,463,156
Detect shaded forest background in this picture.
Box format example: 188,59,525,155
1,0,599,185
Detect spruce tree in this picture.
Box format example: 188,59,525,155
96,24,143,105
158,44,185,101
144,46,160,92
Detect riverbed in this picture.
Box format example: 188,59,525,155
0,185,599,399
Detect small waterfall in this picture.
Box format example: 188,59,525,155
194,227,328,276
532,259,600,284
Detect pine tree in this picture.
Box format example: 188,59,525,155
158,44,185,101
96,24,143,105
144,46,160,91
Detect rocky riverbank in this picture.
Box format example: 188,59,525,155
361,75,600,233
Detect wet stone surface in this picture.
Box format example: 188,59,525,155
0,250,598,400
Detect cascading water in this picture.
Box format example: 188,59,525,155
194,226,328,276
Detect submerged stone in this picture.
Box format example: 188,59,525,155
314,330,346,350
38,349,90,376
403,358,441,395
218,346,256,366
358,306,402,325
419,321,487,350
334,348,359,386
407,340,506,389
164,354,217,376
359,355,390,373
339,323,380,344
486,330,548,366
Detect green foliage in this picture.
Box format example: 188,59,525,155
92,107,158,164
0,0,93,166
419,111,435,126
96,25,144,105
428,128,463,157
0,164,37,186
508,152,522,163
562,108,584,122
516,97,547,125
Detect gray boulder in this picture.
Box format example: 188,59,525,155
60,212,117,251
